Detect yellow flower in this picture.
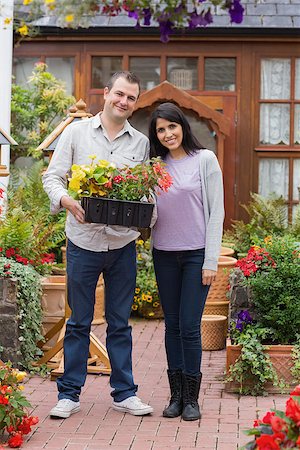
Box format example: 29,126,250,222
137,253,143,261
23,0,32,4
132,304,138,310
16,371,27,382
45,0,55,4
89,154,97,161
65,14,74,23
146,295,152,303
142,293,147,301
148,312,154,317
264,236,273,245
18,385,25,391
135,288,140,294
4,18,12,25
153,302,159,307
137,240,144,246
17,24,29,36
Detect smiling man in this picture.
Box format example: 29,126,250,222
43,71,153,419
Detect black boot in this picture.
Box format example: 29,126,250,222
182,373,201,421
163,369,183,418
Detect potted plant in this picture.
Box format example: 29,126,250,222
241,384,300,449
67,156,173,228
0,362,39,448
132,239,163,319
226,235,300,395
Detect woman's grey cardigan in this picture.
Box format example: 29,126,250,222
199,149,224,272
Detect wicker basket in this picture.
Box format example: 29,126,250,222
204,300,229,317
201,315,227,351
207,256,237,302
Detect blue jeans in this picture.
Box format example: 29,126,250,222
57,240,138,402
153,248,210,376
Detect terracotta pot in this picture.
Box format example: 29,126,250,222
206,256,237,302
225,338,296,393
220,246,235,256
201,315,227,351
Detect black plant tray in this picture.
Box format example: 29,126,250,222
81,197,154,228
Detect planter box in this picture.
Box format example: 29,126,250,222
82,197,154,228
225,338,296,393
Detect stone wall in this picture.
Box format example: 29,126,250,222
228,268,257,321
0,278,22,365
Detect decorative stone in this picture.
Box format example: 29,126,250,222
0,278,22,365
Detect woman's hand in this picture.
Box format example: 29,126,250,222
202,269,217,285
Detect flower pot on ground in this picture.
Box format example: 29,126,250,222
220,246,235,256
226,338,295,394
203,300,229,336
206,255,237,302
201,315,227,351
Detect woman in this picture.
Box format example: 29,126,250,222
149,102,224,421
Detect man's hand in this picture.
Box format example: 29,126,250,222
61,195,85,224
202,269,217,286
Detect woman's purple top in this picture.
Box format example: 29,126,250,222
152,152,206,251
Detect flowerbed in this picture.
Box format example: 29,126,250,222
242,384,300,449
0,362,38,448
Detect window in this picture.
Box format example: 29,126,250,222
204,58,236,91
257,58,300,220
13,56,75,95
167,57,198,90
92,56,122,89
129,57,160,90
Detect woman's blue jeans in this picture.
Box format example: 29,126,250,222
57,240,138,403
153,248,210,376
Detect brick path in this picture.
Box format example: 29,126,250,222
21,319,288,450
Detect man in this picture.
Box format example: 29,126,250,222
43,71,153,419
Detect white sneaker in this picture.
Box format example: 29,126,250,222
112,396,153,416
50,399,80,419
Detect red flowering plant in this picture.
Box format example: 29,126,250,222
0,362,38,448
68,156,173,201
242,384,300,449
236,243,276,278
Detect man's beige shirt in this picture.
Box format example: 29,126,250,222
42,114,150,251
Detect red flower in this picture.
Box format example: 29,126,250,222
7,432,23,448
262,411,275,424
0,187,4,198
290,384,300,397
256,433,281,449
270,415,288,433
5,248,15,258
0,394,9,405
286,398,300,426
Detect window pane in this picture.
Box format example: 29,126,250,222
167,58,198,90
13,57,39,86
260,104,290,145
261,58,290,100
204,58,236,91
92,57,122,88
129,57,160,90
259,158,289,200
45,57,75,95
296,59,300,100
295,105,300,144
293,159,300,201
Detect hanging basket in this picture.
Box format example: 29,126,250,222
206,256,237,302
201,315,227,351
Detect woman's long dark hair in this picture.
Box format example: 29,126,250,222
148,102,205,159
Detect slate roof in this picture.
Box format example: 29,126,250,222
14,0,300,35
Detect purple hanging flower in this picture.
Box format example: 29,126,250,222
229,0,244,24
142,8,151,26
158,19,174,43
128,9,139,20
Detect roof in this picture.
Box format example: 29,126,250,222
14,0,300,37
